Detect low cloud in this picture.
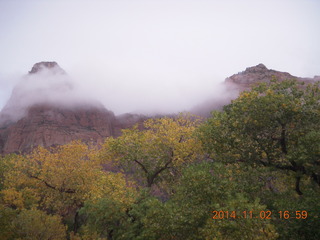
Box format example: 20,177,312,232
0,65,103,125
70,66,236,116
0,62,239,126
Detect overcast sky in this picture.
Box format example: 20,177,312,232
0,0,319,114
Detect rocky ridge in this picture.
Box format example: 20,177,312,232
191,64,319,117
0,62,146,154
0,62,318,154
225,63,317,90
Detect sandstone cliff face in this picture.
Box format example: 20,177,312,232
1,62,318,154
0,104,148,154
112,113,148,137
0,104,115,154
0,61,75,126
191,64,318,117
0,62,144,154
225,63,316,90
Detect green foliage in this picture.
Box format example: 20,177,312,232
0,204,17,239
199,79,320,239
11,209,67,240
266,180,320,240
169,163,277,240
79,197,129,239
0,80,319,239
114,163,278,240
199,79,320,195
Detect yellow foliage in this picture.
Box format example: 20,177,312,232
1,141,136,216
100,114,203,187
12,209,67,240
1,189,24,209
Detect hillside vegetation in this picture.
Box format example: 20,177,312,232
0,79,319,240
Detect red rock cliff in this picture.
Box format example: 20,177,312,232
0,62,144,154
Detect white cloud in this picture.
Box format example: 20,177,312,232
0,0,319,114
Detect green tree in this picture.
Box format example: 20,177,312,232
134,163,277,240
199,79,320,239
199,79,320,195
81,163,278,240
11,209,67,240
0,204,17,239
79,197,132,240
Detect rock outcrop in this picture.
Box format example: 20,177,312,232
1,62,318,153
191,64,318,117
0,62,144,154
0,104,115,154
113,113,148,137
225,63,316,90
29,61,65,74
0,61,75,126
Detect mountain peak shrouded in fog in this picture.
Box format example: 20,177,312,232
245,63,268,73
29,61,66,75
0,62,147,154
0,62,319,154
225,63,317,88
0,0,319,117
191,63,319,117
0,61,104,126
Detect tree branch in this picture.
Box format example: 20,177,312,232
147,149,174,187
29,175,76,193
134,159,149,175
280,123,288,154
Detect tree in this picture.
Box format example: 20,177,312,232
79,197,132,239
0,154,16,191
199,79,320,195
11,209,67,240
100,114,203,189
131,163,278,240
0,203,17,239
80,162,278,240
1,141,136,233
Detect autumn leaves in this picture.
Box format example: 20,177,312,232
0,79,319,239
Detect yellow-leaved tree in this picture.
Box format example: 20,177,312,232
1,141,136,233
100,114,203,189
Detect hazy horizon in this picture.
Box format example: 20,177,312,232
0,0,319,114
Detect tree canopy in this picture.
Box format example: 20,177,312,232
100,115,203,189
0,79,319,239
199,79,320,195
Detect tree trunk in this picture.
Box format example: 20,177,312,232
295,176,303,195
73,211,80,233
280,124,287,154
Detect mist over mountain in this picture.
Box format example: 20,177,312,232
0,62,318,154
0,62,104,126
191,64,319,117
0,62,146,154
225,63,319,89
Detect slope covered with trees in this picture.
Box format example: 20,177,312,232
0,79,319,239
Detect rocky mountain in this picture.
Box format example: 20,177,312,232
0,62,318,154
191,64,319,117
225,63,318,90
0,104,115,154
0,62,145,154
